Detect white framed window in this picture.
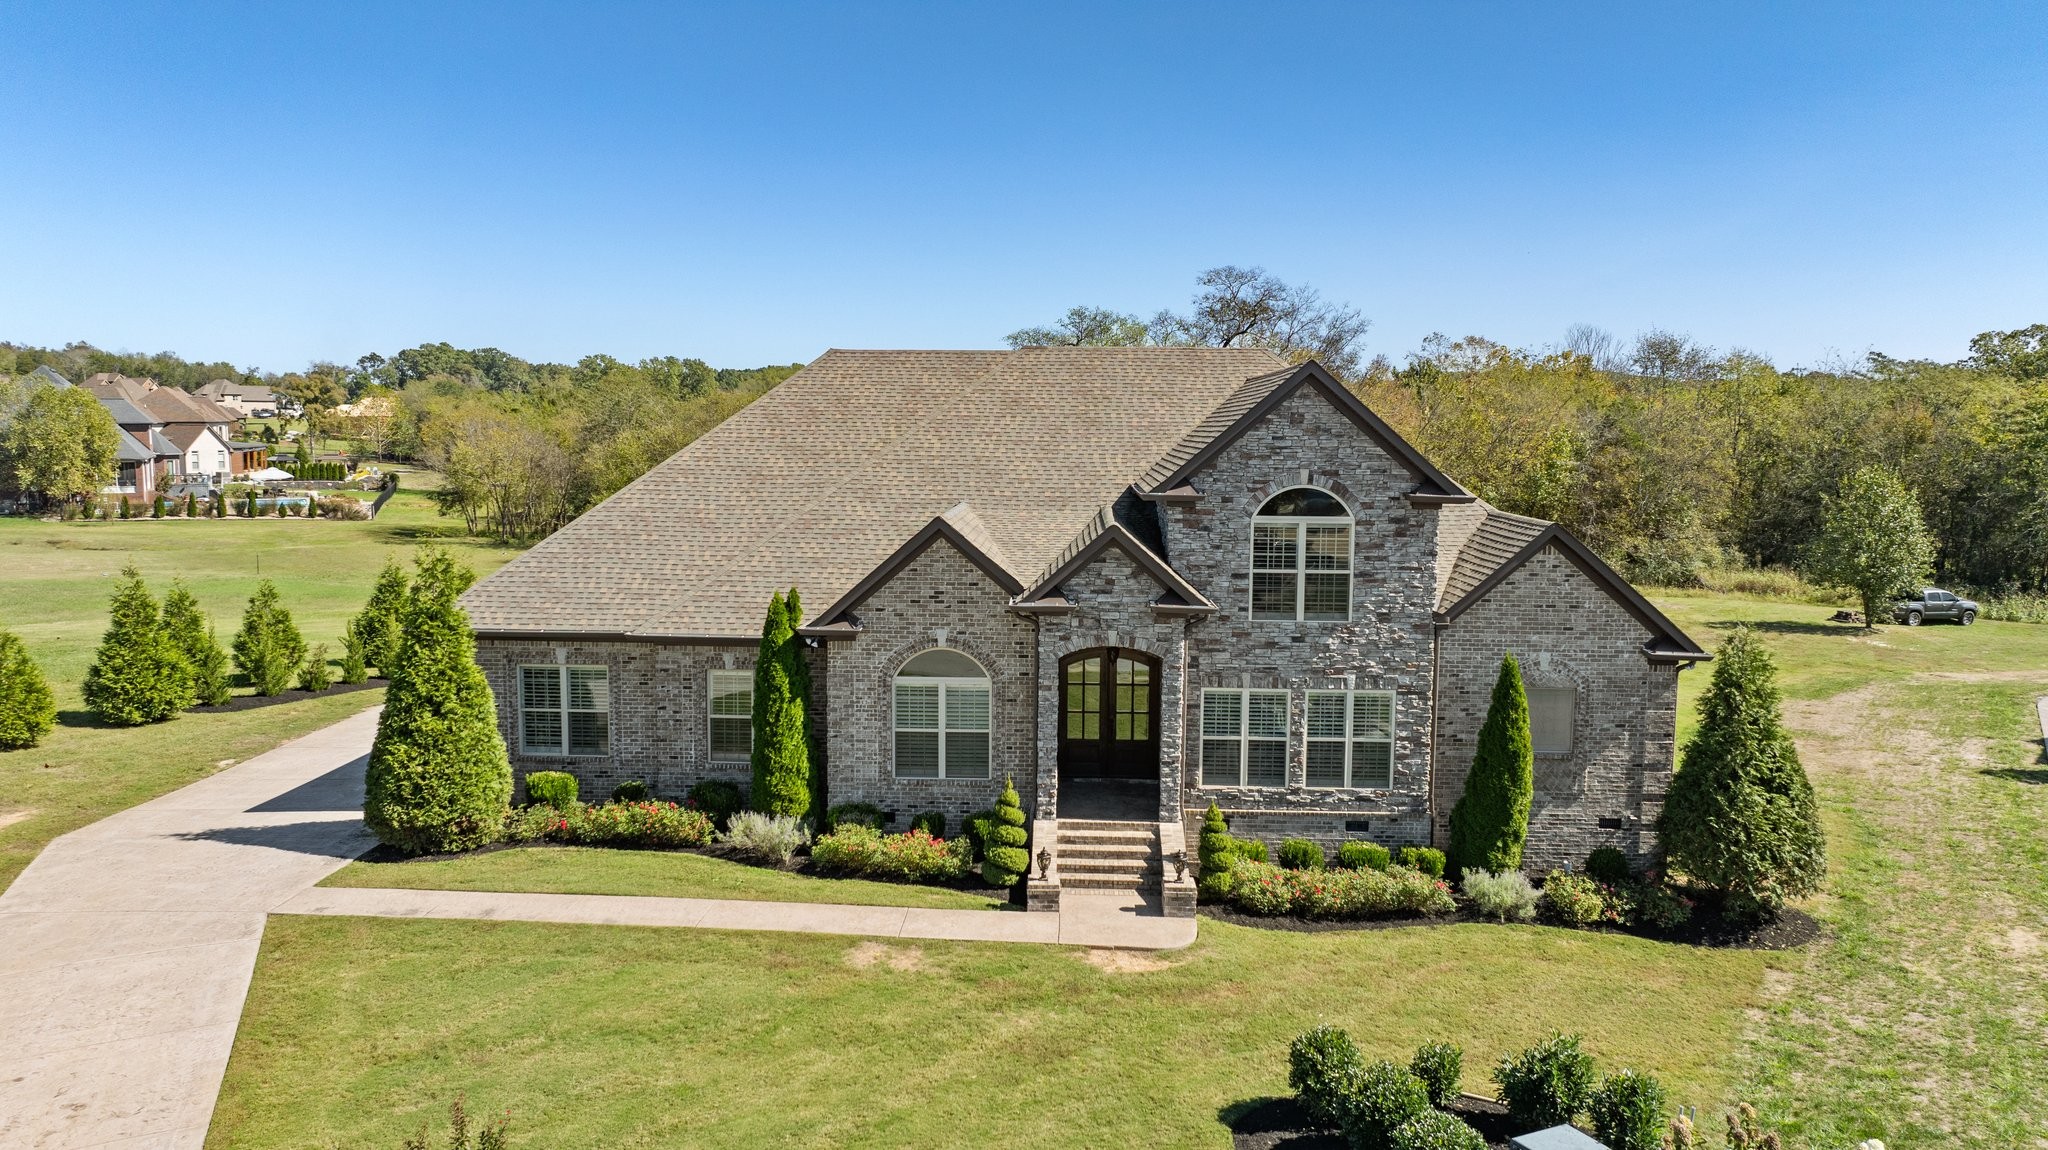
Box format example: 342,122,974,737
893,648,991,779
1250,487,1352,622
519,665,609,756
1200,688,1289,787
1306,690,1395,789
1528,686,1576,755
708,670,753,762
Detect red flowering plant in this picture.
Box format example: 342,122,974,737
811,824,971,882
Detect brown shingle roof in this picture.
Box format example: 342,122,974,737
463,346,1284,637
1437,505,1550,612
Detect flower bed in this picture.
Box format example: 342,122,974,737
1224,859,1456,920
504,800,715,849
810,824,973,883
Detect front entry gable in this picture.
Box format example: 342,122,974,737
810,501,1025,632
1013,505,1215,618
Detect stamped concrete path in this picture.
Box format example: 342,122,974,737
0,708,1193,1150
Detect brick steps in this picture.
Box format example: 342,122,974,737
1054,818,1159,892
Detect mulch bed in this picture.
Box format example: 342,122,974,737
188,677,385,714
1231,1094,1548,1150
1203,896,1822,951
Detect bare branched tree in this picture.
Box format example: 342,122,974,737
1151,266,1371,379
1005,306,1151,349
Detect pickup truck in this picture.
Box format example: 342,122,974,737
1893,588,1978,626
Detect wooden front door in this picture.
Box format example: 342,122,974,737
1058,648,1160,781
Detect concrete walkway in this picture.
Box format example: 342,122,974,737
0,707,381,1150
0,707,1195,1150
278,883,1197,949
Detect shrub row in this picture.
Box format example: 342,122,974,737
1227,860,1455,920
1287,1027,1672,1150
278,460,350,480
809,824,972,882
503,800,715,849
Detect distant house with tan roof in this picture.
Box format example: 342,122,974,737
194,378,282,418
81,375,238,486
460,347,1709,915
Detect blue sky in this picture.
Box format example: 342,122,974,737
3,2,2044,372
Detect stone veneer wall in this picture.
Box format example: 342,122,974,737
473,637,767,803
824,539,1039,827
1031,546,1190,822
1160,384,1443,857
1432,545,1680,872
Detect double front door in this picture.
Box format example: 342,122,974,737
1057,648,1160,781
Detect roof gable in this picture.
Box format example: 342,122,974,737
1438,521,1708,661
814,501,1026,627
1139,360,1472,503
1017,503,1214,612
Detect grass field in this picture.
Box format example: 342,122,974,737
0,474,523,891
322,845,1008,911
206,593,2048,1149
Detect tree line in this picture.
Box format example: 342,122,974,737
1012,271,2048,596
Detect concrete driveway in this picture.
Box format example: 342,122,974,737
0,707,380,1150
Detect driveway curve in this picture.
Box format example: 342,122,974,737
0,707,380,1150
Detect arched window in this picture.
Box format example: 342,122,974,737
1251,486,1352,621
893,649,992,780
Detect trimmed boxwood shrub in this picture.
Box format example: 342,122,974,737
610,779,651,803
1337,841,1391,871
524,771,578,809
1409,1040,1462,1108
363,547,511,855
1278,838,1325,870
826,801,886,831
1335,1060,1431,1150
1288,1025,1362,1128
1585,845,1632,885
1492,1032,1596,1131
1589,1069,1669,1150
908,810,946,838
0,629,57,749
982,777,1029,886
1389,1111,1487,1150
686,779,744,829
1237,838,1269,863
1397,846,1446,877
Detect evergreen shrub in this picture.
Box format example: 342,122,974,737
908,810,946,837
82,565,193,725
610,780,650,803
749,591,810,817
1196,801,1241,898
1278,838,1326,870
297,643,332,691
826,801,886,830
1542,871,1611,927
161,580,231,706
1589,1069,1670,1150
1288,1025,1362,1127
1388,1111,1486,1150
338,628,369,684
0,630,57,749
1397,846,1446,877
981,777,1029,886
1448,653,1534,875
1409,1040,1463,1108
524,771,578,809
685,779,744,829
1585,845,1632,885
1492,1032,1596,1131
350,558,409,675
1336,1060,1431,1150
231,580,306,696
1337,841,1391,871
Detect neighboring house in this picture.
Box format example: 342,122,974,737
195,378,282,418
228,441,270,475
82,375,238,486
460,348,1709,914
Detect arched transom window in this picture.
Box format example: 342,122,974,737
893,649,992,780
1251,486,1352,621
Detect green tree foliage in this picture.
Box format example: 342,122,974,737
349,558,410,675
152,494,165,518
1006,306,1152,349
161,580,232,705
783,586,823,817
183,492,197,517
82,565,194,725
749,591,810,818
2,385,121,503
339,627,369,684
1967,322,2048,381
1448,653,1534,875
0,628,57,749
231,580,307,696
1657,628,1825,917
982,777,1029,886
1805,465,1936,627
364,547,510,854
297,643,332,691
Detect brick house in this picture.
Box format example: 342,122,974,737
461,348,1708,915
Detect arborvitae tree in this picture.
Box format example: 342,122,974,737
297,643,332,692
982,776,1029,886
118,498,131,519
243,489,257,518
275,497,288,517
295,435,313,467
350,557,409,675
784,585,824,817
231,579,307,696
307,497,322,518
339,627,369,684
1657,627,1826,918
0,629,57,749
161,580,232,706
212,491,225,518
1805,465,1937,628
1448,652,1535,875
749,590,810,817
183,492,197,517
152,494,165,518
364,546,511,854
81,565,193,725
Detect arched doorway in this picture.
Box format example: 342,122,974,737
1057,647,1161,783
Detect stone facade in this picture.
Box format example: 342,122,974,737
473,637,761,803
1161,385,1442,857
1433,546,1680,871
824,539,1039,828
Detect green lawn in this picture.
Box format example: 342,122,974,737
209,592,2048,1148
0,473,523,892
323,845,1007,911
